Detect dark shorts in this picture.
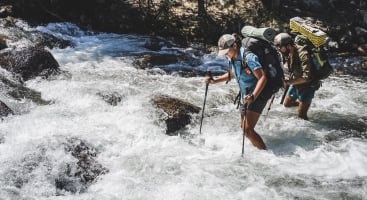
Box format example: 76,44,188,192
240,91,270,114
287,85,316,104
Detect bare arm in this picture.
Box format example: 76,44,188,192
205,71,234,84
244,68,267,103
286,77,307,85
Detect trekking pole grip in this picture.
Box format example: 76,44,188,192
206,71,213,83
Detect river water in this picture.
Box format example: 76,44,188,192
0,23,366,200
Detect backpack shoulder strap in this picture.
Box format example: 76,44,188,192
240,45,254,75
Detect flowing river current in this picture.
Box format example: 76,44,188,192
0,23,366,200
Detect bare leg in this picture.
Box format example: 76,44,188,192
283,96,299,107
242,110,266,150
297,102,311,120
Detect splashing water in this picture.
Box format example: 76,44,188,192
0,23,366,200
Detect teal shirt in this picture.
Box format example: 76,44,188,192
230,47,262,103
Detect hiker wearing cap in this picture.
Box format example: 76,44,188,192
274,33,321,120
204,33,268,150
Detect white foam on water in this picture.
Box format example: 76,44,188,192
0,23,366,200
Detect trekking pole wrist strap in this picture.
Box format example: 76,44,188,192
250,94,254,101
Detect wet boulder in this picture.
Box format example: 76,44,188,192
142,36,170,51
0,17,72,50
29,31,73,49
132,51,203,77
0,46,60,81
1,72,51,106
0,35,7,50
0,100,13,117
151,95,200,136
132,54,179,69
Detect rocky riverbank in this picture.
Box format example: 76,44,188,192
0,2,366,196
0,0,367,120
1,0,367,55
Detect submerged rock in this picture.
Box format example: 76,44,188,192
0,138,109,196
0,148,48,190
97,91,124,106
56,138,109,194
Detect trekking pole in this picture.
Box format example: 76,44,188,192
263,94,275,122
280,85,289,104
199,71,213,135
242,87,250,157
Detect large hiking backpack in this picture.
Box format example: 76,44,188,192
241,37,284,96
294,34,333,82
290,17,333,82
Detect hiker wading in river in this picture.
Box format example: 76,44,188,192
205,34,271,150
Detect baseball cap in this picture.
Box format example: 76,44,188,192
218,34,235,56
274,33,292,46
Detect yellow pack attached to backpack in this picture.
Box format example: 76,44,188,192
294,32,333,81
290,17,327,48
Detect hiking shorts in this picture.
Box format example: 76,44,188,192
287,85,316,104
240,93,269,115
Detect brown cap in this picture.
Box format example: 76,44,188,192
218,34,235,56
274,33,293,46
